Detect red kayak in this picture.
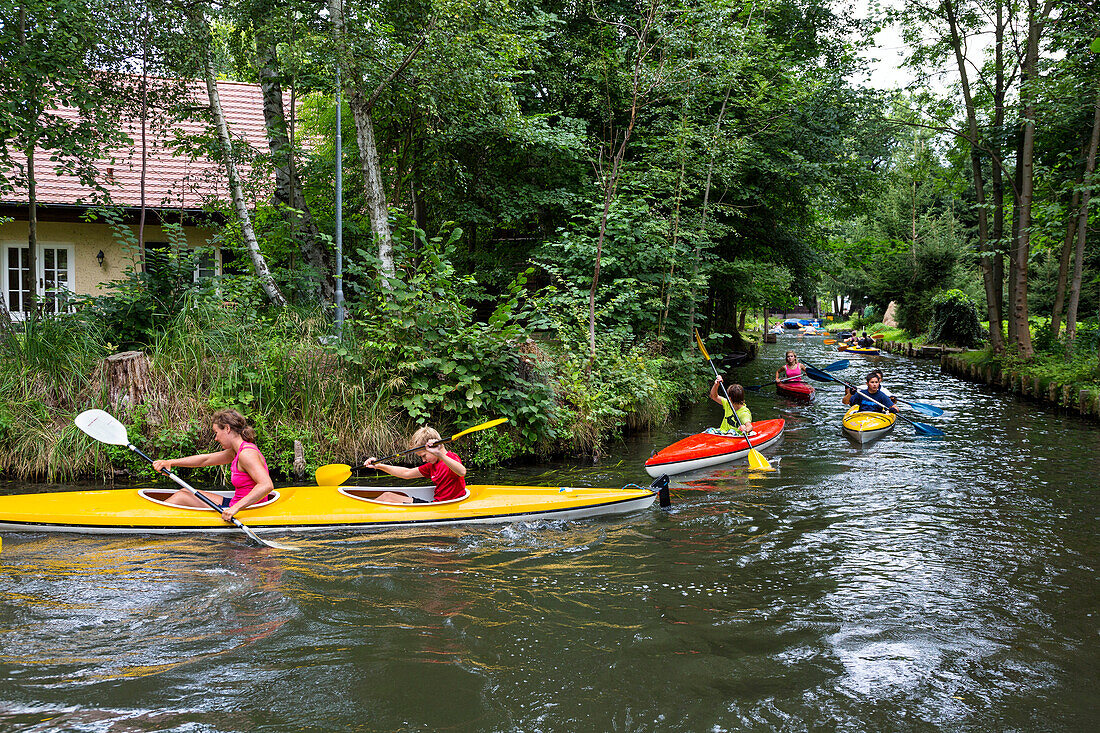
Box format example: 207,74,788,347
644,418,785,477
775,379,815,401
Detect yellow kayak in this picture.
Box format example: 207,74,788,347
0,480,667,536
841,405,896,444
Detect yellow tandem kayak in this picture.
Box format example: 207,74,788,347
0,479,669,536
841,405,896,444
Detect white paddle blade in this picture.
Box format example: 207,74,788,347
74,409,130,446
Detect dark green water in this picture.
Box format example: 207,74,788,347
2,336,1098,731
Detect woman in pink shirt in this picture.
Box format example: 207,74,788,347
775,350,807,384
363,426,467,503
152,409,274,522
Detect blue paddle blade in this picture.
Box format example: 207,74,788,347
825,359,849,371
909,419,945,436
901,399,944,417
804,365,834,382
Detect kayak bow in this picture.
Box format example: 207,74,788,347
841,405,896,444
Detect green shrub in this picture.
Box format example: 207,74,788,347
928,289,985,347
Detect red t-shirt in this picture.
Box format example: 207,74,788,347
417,451,466,501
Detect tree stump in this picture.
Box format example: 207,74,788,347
293,440,306,479
103,351,154,415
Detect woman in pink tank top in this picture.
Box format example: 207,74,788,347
775,350,806,384
152,409,275,522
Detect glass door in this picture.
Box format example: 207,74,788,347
3,246,32,316
38,245,74,315
2,244,74,317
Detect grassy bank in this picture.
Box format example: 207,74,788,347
0,301,702,483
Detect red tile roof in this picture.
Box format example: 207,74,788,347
2,80,273,211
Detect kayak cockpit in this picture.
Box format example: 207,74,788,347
137,489,282,511
338,486,470,506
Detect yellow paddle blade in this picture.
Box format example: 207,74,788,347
690,327,708,358
747,448,774,471
316,463,352,486
450,417,509,440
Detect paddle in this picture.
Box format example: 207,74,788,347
893,397,944,417
745,374,803,392
744,359,848,391
694,330,774,471
801,367,945,436
317,417,509,485
74,409,297,550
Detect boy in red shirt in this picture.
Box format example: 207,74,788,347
363,427,467,503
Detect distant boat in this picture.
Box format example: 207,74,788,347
717,351,749,368
782,319,801,329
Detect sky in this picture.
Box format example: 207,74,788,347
845,0,919,92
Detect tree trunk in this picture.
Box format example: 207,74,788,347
944,0,1000,352
347,92,395,283
20,7,38,322
1010,0,1054,358
257,27,333,303
25,140,37,321
659,111,688,340
588,4,655,369
691,86,732,346
1050,181,1080,340
991,0,1008,351
198,21,287,308
1066,88,1100,356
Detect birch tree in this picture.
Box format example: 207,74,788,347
189,6,288,307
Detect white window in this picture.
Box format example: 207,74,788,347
143,242,218,283
193,249,218,282
2,242,75,318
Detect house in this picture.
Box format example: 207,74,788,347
0,80,273,318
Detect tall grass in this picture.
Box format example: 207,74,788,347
1,296,701,482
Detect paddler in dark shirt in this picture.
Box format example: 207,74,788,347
842,372,898,413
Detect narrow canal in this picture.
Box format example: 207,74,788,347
1,335,1097,731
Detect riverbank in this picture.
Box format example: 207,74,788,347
881,339,1100,421
0,304,722,483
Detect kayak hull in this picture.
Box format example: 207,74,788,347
0,483,660,535
645,419,784,477
846,346,881,356
841,405,896,444
775,380,815,401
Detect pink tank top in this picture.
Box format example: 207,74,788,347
230,441,269,505
784,364,803,382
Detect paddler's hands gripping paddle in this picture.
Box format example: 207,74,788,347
694,331,774,471
316,418,509,486
74,409,298,551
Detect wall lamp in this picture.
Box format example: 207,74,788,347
96,250,105,267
